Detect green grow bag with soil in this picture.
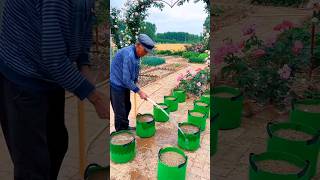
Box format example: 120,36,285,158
153,103,170,122
164,96,178,112
136,113,156,138
173,89,186,103
110,130,136,163
290,99,320,130
200,93,210,105
194,100,209,115
84,164,108,180
267,122,320,178
210,113,220,156
187,110,207,131
249,152,311,180
178,122,201,151
157,146,188,180
212,86,243,130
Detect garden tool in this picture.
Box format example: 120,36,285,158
146,97,189,144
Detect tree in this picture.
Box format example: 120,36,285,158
140,22,157,40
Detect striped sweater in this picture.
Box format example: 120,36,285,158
0,0,95,100
110,45,140,93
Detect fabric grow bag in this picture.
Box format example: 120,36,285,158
290,99,320,131
187,110,207,131
110,130,136,163
200,93,210,105
210,113,220,156
173,89,186,103
136,113,156,138
157,147,188,180
249,152,310,180
153,103,170,122
178,122,201,151
267,122,320,178
164,96,178,112
194,100,209,115
212,86,243,130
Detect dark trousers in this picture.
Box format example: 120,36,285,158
0,74,68,180
110,87,131,131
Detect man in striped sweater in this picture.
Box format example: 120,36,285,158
0,1,108,179
110,34,154,131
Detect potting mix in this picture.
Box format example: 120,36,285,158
160,151,186,167
214,92,235,98
275,129,313,141
190,111,205,117
295,104,320,113
180,124,199,134
256,160,302,174
110,132,134,145
137,114,154,122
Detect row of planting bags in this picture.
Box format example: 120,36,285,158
110,88,211,180
211,86,320,180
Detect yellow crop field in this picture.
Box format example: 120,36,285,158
155,43,190,52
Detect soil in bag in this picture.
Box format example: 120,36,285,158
196,102,208,107
296,104,320,113
160,151,186,167
166,97,176,101
256,160,302,174
111,132,134,145
214,92,234,98
275,129,313,141
158,105,168,109
190,112,204,117
138,114,154,123
180,124,199,134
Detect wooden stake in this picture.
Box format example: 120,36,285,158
78,100,86,177
134,93,137,117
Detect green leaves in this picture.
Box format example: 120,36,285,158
141,56,166,66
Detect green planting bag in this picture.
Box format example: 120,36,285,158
110,130,136,163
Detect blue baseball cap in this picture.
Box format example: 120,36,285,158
137,34,155,53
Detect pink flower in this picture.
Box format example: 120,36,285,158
252,49,266,58
292,40,303,55
278,64,291,80
274,20,295,31
176,74,184,82
265,36,277,47
214,42,241,66
242,24,256,36
197,82,202,87
195,68,202,72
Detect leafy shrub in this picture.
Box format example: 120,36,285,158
141,56,165,66
156,50,172,55
177,68,210,96
188,57,206,63
182,51,200,58
171,51,185,56
198,53,209,59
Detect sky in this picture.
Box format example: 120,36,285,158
110,0,208,35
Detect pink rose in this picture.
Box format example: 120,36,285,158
253,49,266,58
197,82,202,87
265,36,277,47
292,40,303,55
278,64,291,80
274,20,295,31
242,24,256,36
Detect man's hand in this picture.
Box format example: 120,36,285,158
80,65,95,84
138,90,148,100
88,90,109,119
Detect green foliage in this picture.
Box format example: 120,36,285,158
188,57,206,63
198,53,209,59
182,51,208,63
140,22,157,40
156,50,173,55
141,56,166,66
155,32,201,44
182,51,199,58
178,68,210,96
251,0,304,7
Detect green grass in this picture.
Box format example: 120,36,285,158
141,56,166,66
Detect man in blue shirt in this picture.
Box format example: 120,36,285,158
110,34,154,131
0,1,108,179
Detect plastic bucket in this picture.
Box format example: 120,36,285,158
110,130,136,163
157,146,188,180
153,103,170,122
266,122,320,178
187,110,207,131
136,113,156,138
84,164,108,180
212,86,243,130
249,152,310,180
173,89,186,103
210,113,220,156
290,99,320,131
178,122,201,151
164,96,178,112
